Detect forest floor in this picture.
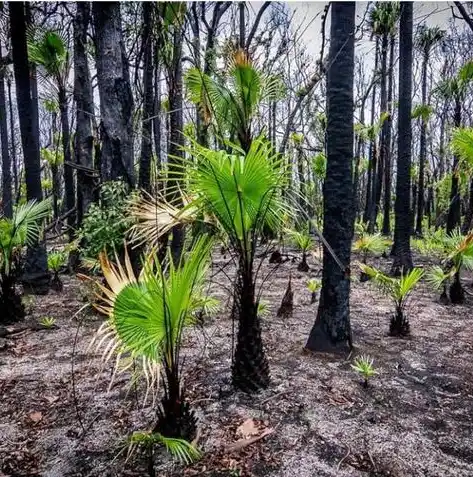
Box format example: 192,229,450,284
1,246,473,477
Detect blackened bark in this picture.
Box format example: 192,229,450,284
139,2,154,192
306,1,355,353
74,1,95,225
0,48,12,217
382,34,395,235
446,99,462,235
391,2,413,274
10,2,49,294
153,55,162,171
415,51,429,236
239,2,245,50
93,2,134,186
167,21,185,264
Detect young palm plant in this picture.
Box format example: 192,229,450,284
0,200,50,323
131,137,290,393
426,231,473,304
285,226,314,272
359,264,423,336
91,236,213,443
353,231,391,281
48,250,66,292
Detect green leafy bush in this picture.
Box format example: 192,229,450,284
78,181,133,263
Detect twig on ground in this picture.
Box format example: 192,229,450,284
225,428,274,453
337,445,351,470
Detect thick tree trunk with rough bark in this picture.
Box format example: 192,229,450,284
306,1,355,353
74,2,95,226
391,2,414,274
10,1,49,295
93,2,134,186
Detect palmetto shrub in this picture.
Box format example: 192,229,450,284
359,264,423,336
0,200,50,323
130,137,291,393
87,236,213,445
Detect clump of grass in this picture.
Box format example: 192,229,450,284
351,355,378,388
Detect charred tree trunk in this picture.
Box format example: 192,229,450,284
139,2,154,192
306,2,355,353
93,2,134,186
74,1,95,225
10,1,49,295
391,2,414,275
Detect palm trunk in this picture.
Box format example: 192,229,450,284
306,2,355,353
391,2,414,276
232,255,270,392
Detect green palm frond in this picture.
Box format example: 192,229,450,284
353,234,391,256
415,25,445,53
369,2,400,36
112,236,213,362
307,278,322,293
47,250,67,272
451,128,473,171
412,103,433,123
426,265,453,290
359,264,423,306
285,228,314,252
127,430,200,465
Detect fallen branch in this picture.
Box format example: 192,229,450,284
224,428,274,453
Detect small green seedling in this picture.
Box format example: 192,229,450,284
351,355,378,388
48,250,67,292
39,316,57,329
257,300,270,318
307,278,322,304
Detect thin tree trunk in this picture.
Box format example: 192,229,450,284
153,55,162,173
446,99,462,235
0,33,12,218
306,1,355,353
58,87,75,240
382,34,395,235
139,2,154,192
391,1,414,274
167,21,185,264
7,77,18,199
10,1,49,294
415,51,429,236
74,1,95,226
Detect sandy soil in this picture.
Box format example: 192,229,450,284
1,247,473,477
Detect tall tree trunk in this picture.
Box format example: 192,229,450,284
462,178,473,233
391,2,414,274
74,1,95,226
139,2,154,192
382,34,395,235
58,87,75,240
415,51,429,236
10,1,49,294
446,99,462,235
0,31,12,218
93,2,134,186
153,54,162,174
167,21,185,264
7,77,18,200
239,2,245,50
306,1,355,353
364,38,378,225
51,112,60,220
